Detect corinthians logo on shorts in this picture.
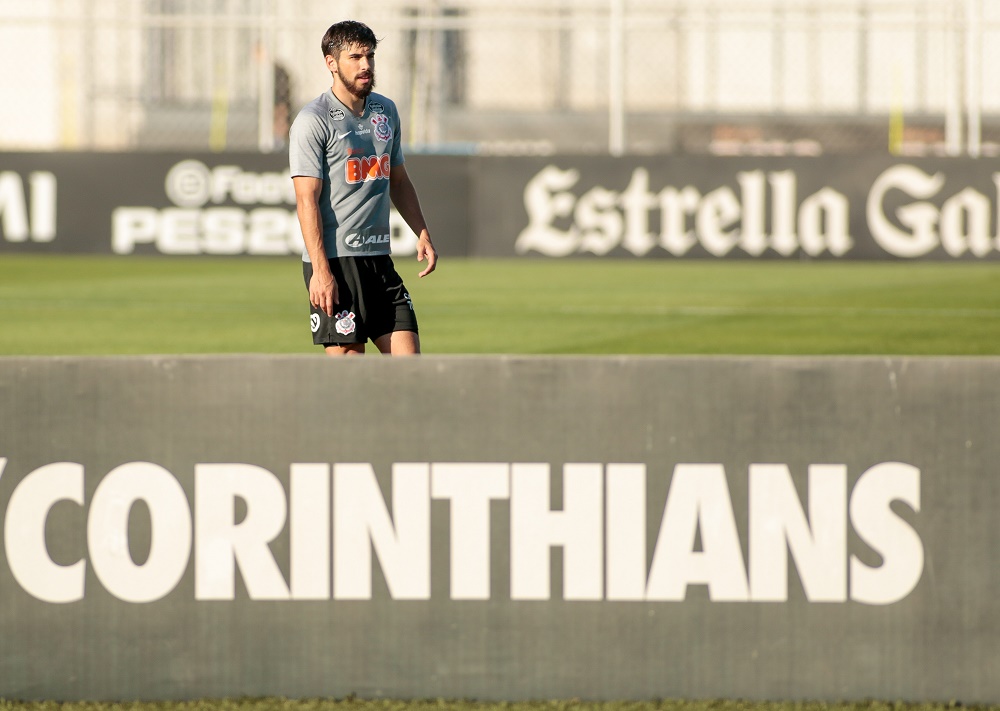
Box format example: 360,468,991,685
334,310,356,335
371,114,391,142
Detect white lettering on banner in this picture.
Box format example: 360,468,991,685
110,159,303,255
431,463,510,600
88,462,192,603
195,463,291,600
0,171,56,243
510,463,603,600
112,207,305,255
515,166,853,258
333,463,430,600
4,462,85,603
867,164,1000,258
645,464,749,601
0,460,923,605
606,463,647,600
164,160,294,208
849,461,923,604
748,464,847,602
111,158,417,256
290,463,331,600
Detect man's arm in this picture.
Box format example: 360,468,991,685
389,163,438,277
293,176,338,316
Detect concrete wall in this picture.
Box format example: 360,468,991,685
0,355,998,701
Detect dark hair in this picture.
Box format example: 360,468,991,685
322,20,378,59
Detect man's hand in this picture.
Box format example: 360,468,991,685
309,268,338,317
416,233,438,277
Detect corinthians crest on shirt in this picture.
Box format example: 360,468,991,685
371,113,391,142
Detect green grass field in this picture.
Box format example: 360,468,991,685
1,255,998,356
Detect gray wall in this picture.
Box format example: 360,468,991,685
2,152,1000,259
0,355,998,701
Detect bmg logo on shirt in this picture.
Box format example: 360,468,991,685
346,155,390,184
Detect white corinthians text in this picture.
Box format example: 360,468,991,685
0,459,921,605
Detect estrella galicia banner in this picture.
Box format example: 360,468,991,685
0,355,999,701
2,151,1000,258
472,155,1000,259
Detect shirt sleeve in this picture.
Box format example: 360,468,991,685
288,109,328,179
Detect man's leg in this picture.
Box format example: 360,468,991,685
373,330,419,355
325,343,366,356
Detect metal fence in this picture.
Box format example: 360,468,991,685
1,0,998,156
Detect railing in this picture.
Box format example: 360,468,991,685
0,0,996,155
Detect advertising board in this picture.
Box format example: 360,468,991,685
3,153,1000,260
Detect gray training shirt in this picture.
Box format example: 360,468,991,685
289,89,404,260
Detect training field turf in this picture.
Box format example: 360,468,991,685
0,255,998,356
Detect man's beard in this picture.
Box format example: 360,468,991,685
337,67,375,99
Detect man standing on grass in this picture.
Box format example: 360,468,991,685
289,20,437,356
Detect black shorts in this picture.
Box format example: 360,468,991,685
303,255,418,346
